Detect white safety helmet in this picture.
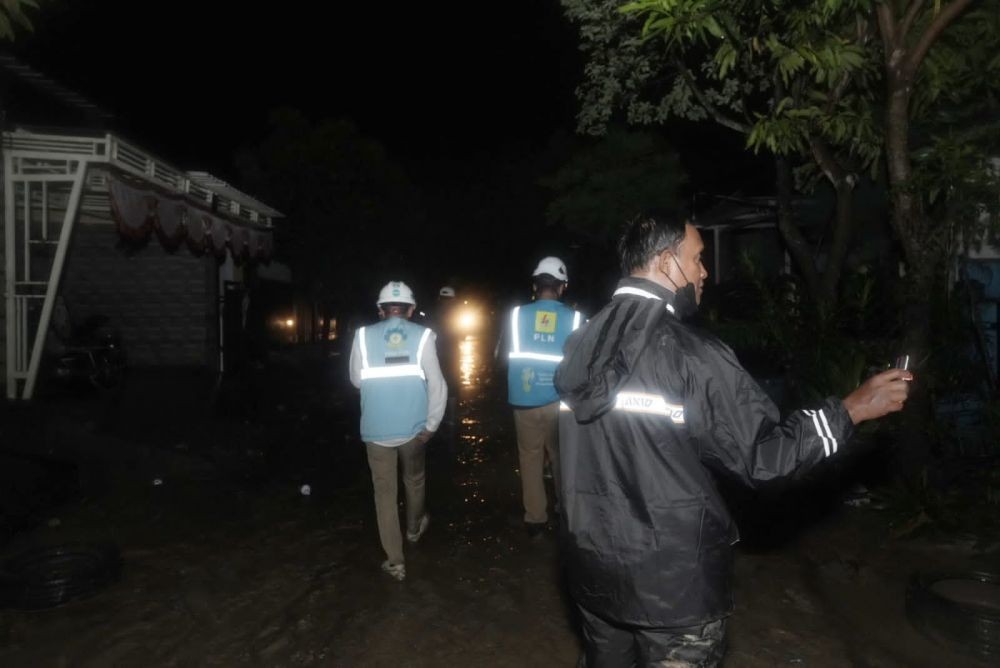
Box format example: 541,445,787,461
532,256,568,282
376,281,416,306
439,286,456,298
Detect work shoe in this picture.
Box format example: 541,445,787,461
525,521,547,539
407,514,430,543
381,560,406,582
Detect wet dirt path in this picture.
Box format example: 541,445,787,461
0,336,582,666
0,336,994,666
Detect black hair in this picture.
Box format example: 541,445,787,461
533,273,566,291
617,209,688,275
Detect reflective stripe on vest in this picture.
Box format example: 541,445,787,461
508,305,581,362
358,326,431,381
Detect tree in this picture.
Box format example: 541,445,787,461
0,0,40,41
562,0,875,308
618,0,999,299
565,0,1000,476
540,127,685,239
562,1,999,313
871,1,1000,287
235,109,423,339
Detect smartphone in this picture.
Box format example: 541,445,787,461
893,355,910,371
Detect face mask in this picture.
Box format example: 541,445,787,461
663,254,698,319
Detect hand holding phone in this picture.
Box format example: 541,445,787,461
844,364,913,423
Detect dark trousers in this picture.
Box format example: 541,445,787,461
577,605,727,668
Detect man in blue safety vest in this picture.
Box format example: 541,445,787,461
349,281,447,581
501,257,584,535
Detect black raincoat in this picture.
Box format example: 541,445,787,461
555,277,854,628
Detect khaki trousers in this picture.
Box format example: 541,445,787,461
513,402,560,524
365,436,428,565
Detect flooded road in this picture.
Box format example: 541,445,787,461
0,335,580,666
0,336,993,666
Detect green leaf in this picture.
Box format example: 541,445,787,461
714,42,738,78
703,15,725,39
0,13,13,41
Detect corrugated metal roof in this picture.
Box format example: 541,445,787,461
0,53,116,123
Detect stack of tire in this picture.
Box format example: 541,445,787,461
0,543,122,610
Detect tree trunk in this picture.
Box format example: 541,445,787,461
774,155,822,301
819,180,857,307
885,76,920,266
884,71,932,483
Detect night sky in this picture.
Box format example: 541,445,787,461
6,0,768,299
12,1,580,176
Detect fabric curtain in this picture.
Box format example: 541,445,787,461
108,174,274,263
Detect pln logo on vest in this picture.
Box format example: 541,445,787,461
535,311,557,333
534,311,557,343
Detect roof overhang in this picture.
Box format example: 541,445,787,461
2,128,283,225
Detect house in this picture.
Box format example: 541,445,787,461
0,57,283,400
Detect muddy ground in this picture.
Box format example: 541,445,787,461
0,337,996,667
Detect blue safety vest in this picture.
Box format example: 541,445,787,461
356,317,432,443
507,299,582,407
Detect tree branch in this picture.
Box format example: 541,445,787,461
808,136,850,189
876,2,897,56
674,58,751,134
899,0,927,40
904,0,975,78
825,72,853,114
773,155,822,300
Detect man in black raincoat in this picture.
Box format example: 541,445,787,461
555,211,912,667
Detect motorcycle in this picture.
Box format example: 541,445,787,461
49,314,126,391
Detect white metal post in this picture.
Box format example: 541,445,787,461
22,180,29,282
41,181,48,239
4,152,16,399
218,252,234,375
23,160,87,399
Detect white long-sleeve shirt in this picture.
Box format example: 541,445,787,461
349,325,448,446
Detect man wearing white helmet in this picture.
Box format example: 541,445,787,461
432,286,461,446
349,281,447,581
434,285,460,387
501,257,584,536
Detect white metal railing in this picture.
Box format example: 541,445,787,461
2,132,107,157
3,130,280,226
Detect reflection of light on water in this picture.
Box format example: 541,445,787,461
459,336,476,386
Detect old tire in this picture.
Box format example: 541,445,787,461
906,570,1000,662
0,542,122,610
